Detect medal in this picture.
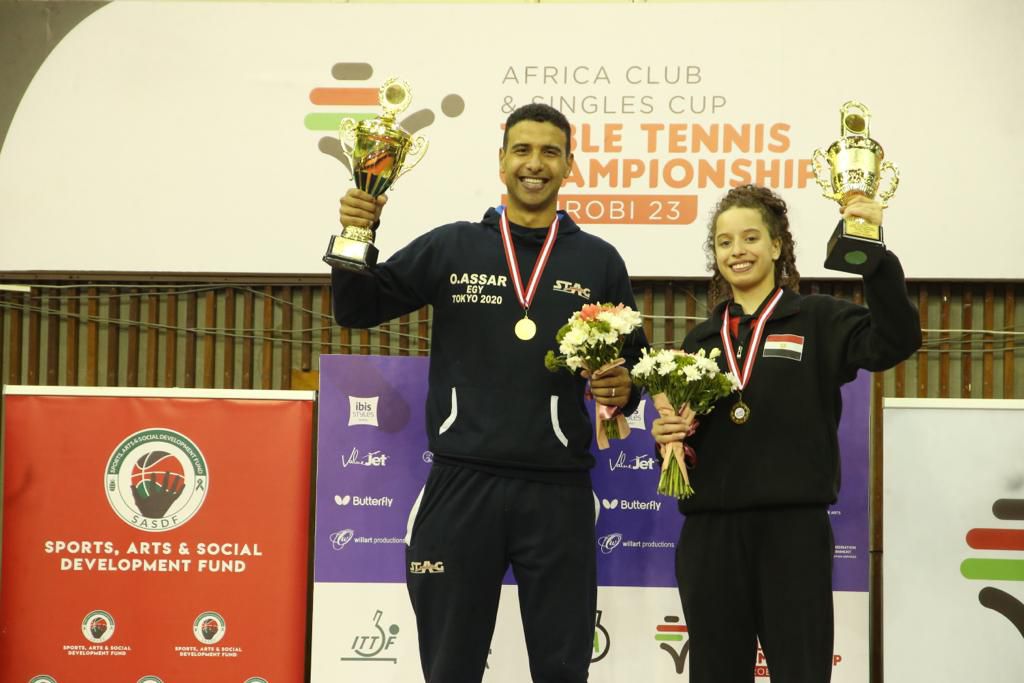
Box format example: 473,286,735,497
499,207,560,341
514,316,536,341
719,288,784,424
730,399,751,424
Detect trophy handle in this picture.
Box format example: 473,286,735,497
877,161,900,208
394,134,429,182
338,118,359,165
811,148,842,202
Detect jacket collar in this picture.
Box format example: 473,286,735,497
481,207,581,243
689,288,802,343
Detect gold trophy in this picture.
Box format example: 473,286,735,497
812,101,899,274
323,78,428,272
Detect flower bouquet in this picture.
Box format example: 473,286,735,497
631,347,738,499
544,303,643,449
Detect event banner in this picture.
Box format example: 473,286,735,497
0,0,1020,278
0,387,314,683
312,355,870,681
883,399,1024,683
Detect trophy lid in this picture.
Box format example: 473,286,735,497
379,78,413,120
840,100,871,138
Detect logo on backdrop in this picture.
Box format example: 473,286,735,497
601,497,662,512
656,615,690,675
625,401,647,429
341,446,389,468
961,496,1024,641
81,610,115,644
28,677,58,683
244,679,269,683
608,450,656,472
592,609,611,663
305,63,465,173
598,533,622,554
334,494,394,508
341,609,400,663
348,396,380,427
105,428,208,532
192,611,227,645
137,678,163,683
330,529,355,550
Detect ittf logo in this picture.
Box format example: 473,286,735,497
341,609,400,663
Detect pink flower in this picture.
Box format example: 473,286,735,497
579,304,602,321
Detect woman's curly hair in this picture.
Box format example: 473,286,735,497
705,184,800,306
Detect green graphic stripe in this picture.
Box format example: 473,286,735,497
960,559,1024,581
655,634,684,642
304,113,374,131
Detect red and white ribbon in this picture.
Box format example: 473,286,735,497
719,288,784,390
499,208,560,315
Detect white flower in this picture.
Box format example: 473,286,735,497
656,353,677,376
563,326,588,349
566,356,584,372
709,347,721,359
727,372,741,391
695,356,719,375
632,352,656,377
683,365,702,382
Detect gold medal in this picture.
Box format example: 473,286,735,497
730,399,750,424
514,316,536,341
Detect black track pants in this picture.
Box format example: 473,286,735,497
406,462,597,683
676,506,835,683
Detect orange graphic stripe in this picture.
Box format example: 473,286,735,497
966,528,1024,551
309,88,379,106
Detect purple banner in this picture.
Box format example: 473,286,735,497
314,355,431,583
314,356,869,592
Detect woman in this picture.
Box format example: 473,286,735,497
651,184,920,683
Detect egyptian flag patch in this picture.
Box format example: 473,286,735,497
763,334,804,361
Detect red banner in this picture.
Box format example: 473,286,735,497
0,388,313,683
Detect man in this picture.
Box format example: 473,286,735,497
331,103,645,683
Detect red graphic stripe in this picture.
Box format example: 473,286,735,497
765,334,804,345
966,528,1024,551
309,88,379,105
656,624,688,632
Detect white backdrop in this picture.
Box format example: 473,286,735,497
883,399,1024,683
311,585,867,682
1,0,1021,277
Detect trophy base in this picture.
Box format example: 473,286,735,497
824,217,885,276
323,234,378,273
